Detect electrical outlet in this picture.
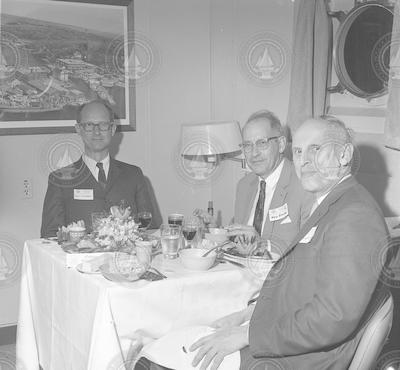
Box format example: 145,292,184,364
22,178,33,199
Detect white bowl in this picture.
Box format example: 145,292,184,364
209,228,227,235
180,248,216,271
205,230,228,244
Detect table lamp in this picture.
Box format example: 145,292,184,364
180,121,245,168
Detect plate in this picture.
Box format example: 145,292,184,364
99,263,140,282
223,250,279,263
76,262,100,274
223,251,280,278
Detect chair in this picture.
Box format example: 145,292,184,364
349,292,394,370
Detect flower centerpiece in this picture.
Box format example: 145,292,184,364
94,202,141,251
94,201,152,280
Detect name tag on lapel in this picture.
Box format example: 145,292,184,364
269,203,288,222
74,189,94,200
299,226,318,244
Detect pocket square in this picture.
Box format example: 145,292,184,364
280,216,292,224
299,226,318,244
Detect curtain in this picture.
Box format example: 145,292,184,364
385,1,400,150
286,0,332,133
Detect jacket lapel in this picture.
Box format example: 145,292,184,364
105,158,121,193
275,176,357,263
243,175,259,224
264,159,291,237
73,157,96,186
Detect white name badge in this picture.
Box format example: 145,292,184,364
299,226,318,244
74,189,94,201
269,203,289,222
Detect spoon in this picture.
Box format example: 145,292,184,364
202,240,231,257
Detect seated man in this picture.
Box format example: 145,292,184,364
234,110,313,252
41,100,160,237
143,116,390,369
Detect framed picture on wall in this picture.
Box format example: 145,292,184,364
0,0,135,135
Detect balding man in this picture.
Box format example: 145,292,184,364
144,116,390,370
41,100,160,237
234,110,313,251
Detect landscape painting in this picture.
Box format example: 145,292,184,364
0,0,134,134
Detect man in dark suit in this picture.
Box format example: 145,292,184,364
234,110,313,251
41,100,160,237
176,116,390,369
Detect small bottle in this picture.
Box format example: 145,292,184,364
207,201,214,217
207,201,217,229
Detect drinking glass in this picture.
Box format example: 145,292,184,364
91,211,108,232
168,213,184,226
182,217,199,247
137,211,152,231
160,224,182,259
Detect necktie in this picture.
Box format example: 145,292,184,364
253,180,266,236
96,162,107,189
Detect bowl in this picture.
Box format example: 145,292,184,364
205,229,228,244
69,226,86,243
209,228,227,235
180,248,217,271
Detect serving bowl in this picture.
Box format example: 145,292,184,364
180,248,217,271
205,228,228,244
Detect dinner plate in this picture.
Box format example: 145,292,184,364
99,263,141,282
223,251,280,277
76,262,101,274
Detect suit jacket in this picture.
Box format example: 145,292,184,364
234,159,313,252
240,176,390,370
41,157,160,237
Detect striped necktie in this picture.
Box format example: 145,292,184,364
96,162,107,189
253,180,266,236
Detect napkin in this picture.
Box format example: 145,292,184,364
141,326,240,370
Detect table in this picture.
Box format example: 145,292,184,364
16,240,263,370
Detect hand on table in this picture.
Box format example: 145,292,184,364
189,325,249,370
211,305,254,329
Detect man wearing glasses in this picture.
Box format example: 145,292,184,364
40,100,159,237
234,110,313,252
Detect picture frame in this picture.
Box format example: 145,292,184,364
0,0,135,135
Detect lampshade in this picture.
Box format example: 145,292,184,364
180,121,242,156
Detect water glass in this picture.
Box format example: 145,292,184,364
160,224,182,259
91,211,108,232
137,211,152,230
168,213,184,226
182,216,199,247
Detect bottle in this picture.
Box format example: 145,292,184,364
207,201,217,229
207,201,214,217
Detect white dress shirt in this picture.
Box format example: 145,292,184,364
83,154,110,181
247,159,285,234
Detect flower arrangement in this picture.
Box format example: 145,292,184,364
93,203,140,250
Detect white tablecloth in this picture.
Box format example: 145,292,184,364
16,240,263,370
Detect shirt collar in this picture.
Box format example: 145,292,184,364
83,153,110,177
316,173,352,205
259,159,284,188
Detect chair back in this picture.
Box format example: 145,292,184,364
349,292,394,370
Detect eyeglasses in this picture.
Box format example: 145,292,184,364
240,136,280,153
79,122,113,132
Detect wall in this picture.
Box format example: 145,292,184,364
0,0,295,325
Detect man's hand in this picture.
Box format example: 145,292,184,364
189,325,249,370
211,305,254,329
